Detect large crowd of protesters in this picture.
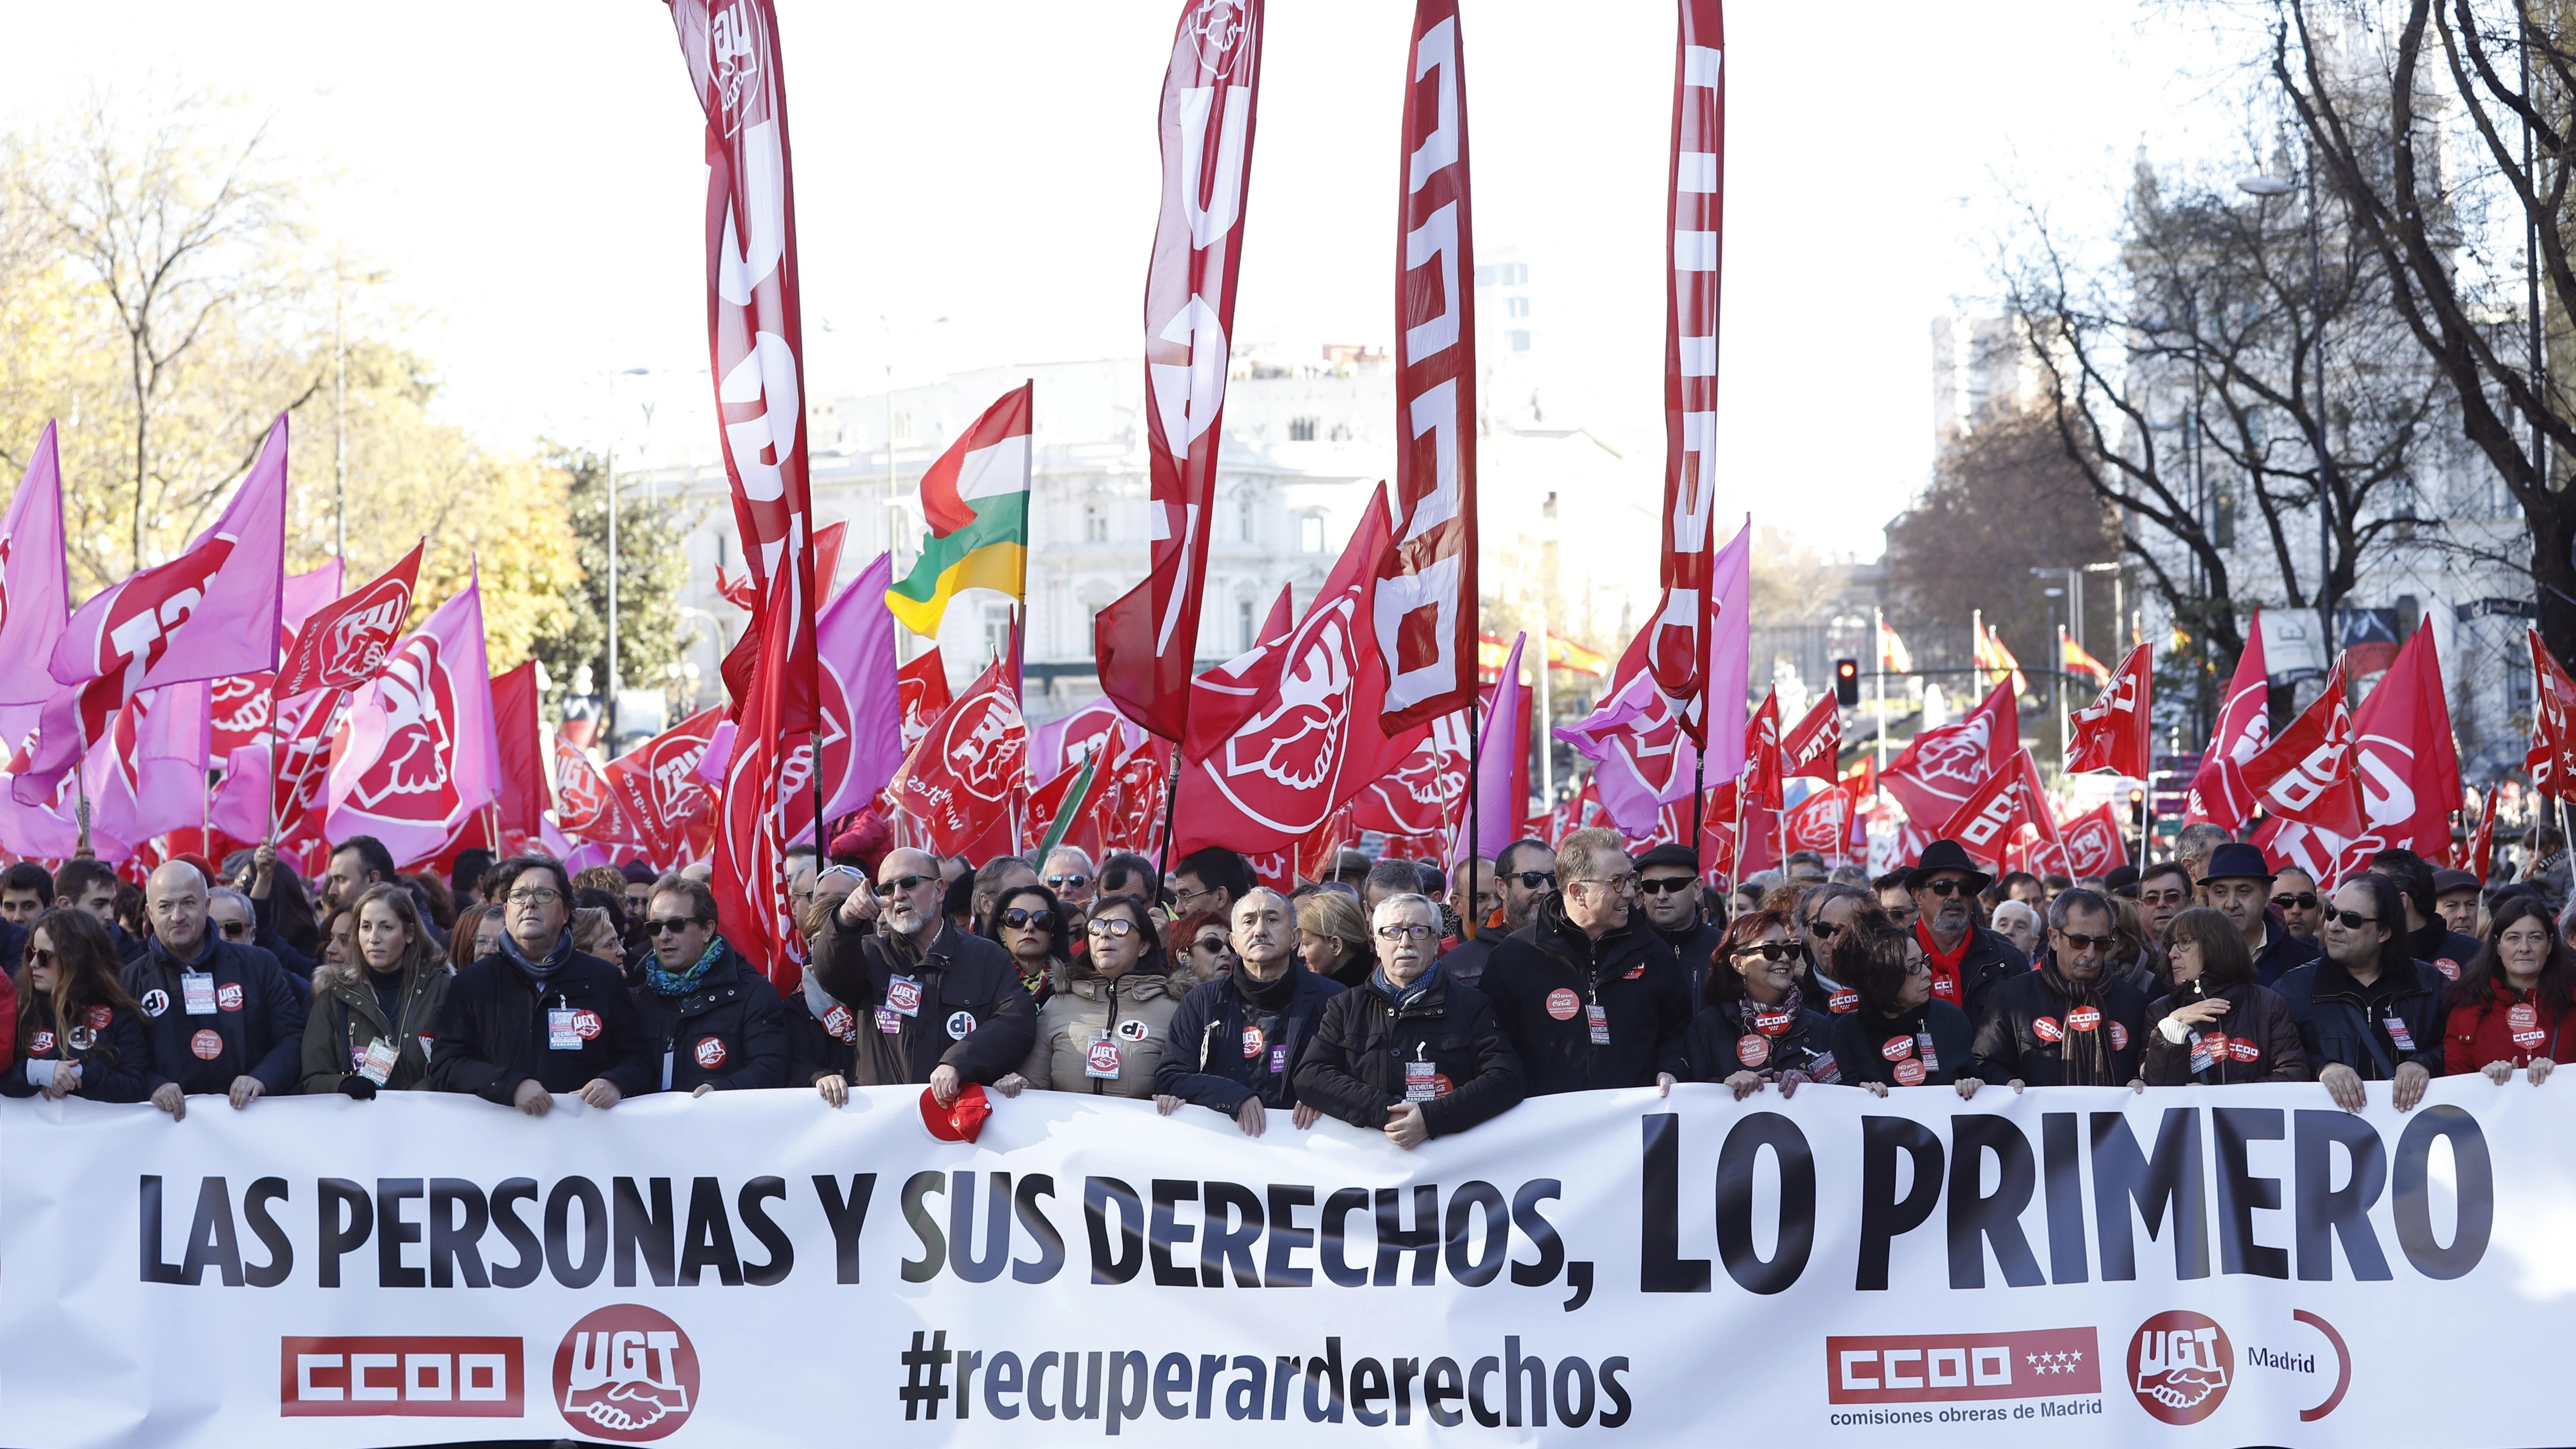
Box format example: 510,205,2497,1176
4,810,2568,1146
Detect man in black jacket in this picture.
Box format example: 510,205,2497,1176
1971,888,2148,1086
2200,843,2318,986
632,874,788,1094
429,856,656,1115
1906,839,2029,1021
1634,844,1723,992
1477,828,1691,1096
811,848,1034,1104
2369,848,2484,983
2275,873,2447,1113
125,862,309,1120
1435,837,1555,989
1293,893,1521,1146
1155,887,1343,1133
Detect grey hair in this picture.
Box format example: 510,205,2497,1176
1555,827,1628,893
207,886,253,917
1233,886,1292,920
1043,843,1096,871
1991,898,2041,931
2045,886,2114,933
2173,822,2232,868
1370,891,1438,928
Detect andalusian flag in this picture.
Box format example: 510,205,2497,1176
886,382,1032,637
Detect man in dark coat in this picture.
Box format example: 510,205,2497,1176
2200,842,2318,986
1294,893,1522,1146
2369,848,2484,984
631,874,788,1094
1156,887,1343,1133
1435,837,1556,989
125,861,309,1120
1634,843,1723,992
1971,888,2148,1086
811,848,1034,1105
1477,828,1692,1096
2275,873,2448,1113
1907,839,2029,1022
429,856,657,1114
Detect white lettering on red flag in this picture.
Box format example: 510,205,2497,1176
1648,2,1724,734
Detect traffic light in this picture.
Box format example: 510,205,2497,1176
1834,658,1860,707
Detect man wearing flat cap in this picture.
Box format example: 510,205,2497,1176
2200,842,2320,987
1633,844,1722,993
1905,839,2029,1022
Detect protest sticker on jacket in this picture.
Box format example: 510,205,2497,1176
0,1079,2561,1447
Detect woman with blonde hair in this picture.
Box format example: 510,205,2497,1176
1296,889,1374,989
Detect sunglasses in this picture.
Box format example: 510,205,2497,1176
28,948,53,967
875,874,931,898
2329,909,2378,930
1919,879,1971,897
2053,930,2116,952
1508,871,1556,889
1733,941,1796,962
1088,918,1139,939
1806,919,1844,940
2272,892,2320,910
1045,874,1092,890
646,917,710,937
1637,877,1696,896
1192,936,1233,954
1000,908,1058,932
217,921,250,940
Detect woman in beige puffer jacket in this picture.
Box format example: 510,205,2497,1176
999,895,1181,1099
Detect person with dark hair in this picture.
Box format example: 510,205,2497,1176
300,883,452,1096
2275,873,2449,1112
980,883,1071,1002
1479,828,1691,1097
1827,925,1986,1095
2444,894,2574,1082
3,908,151,1102
1294,893,1522,1147
2370,847,2483,982
2103,863,2141,898
0,861,54,927
53,857,133,960
618,861,657,920
1096,851,1162,908
322,836,401,912
1155,887,1343,1135
125,861,310,1119
1635,844,1722,991
1683,909,1836,1094
630,873,787,1095
2135,861,2194,943
1970,887,2149,1088
1904,840,2029,1021
448,903,500,973
998,894,1181,1099
939,869,977,931
2140,906,2308,1084
1798,886,1888,1011
1869,870,1919,931
970,855,1040,934
428,856,656,1115
1173,846,1255,922
240,842,322,978
2199,843,2318,986
450,848,493,906
1436,837,1556,987
1995,871,2043,907
1362,857,1421,914
809,847,1035,1106
2269,866,2324,943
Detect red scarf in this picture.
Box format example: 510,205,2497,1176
1916,918,1970,1007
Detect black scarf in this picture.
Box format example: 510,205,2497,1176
499,927,574,989
1236,960,1302,1012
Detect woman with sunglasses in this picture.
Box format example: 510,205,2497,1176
1168,908,1238,990
299,883,453,1097
996,895,1181,1099
981,884,1071,1005
1827,926,1988,1098
2443,893,2573,1084
3,908,150,1102
1684,909,1837,1097
2139,907,2307,1085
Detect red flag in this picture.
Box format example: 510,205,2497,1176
2065,643,2152,777
1647,0,1724,732
2327,626,2460,875
1093,0,1268,742
1783,784,1852,863
2239,659,2364,837
2470,789,2497,882
665,0,819,732
1881,680,2017,827
1097,736,1174,856
2053,801,2128,879
1743,690,1785,810
321,577,502,868
2529,628,2576,793
715,521,844,615
1937,748,2058,870
1780,691,1839,783
892,655,1028,857
274,540,423,697
489,660,548,837
897,650,951,751
1375,0,1481,734
716,580,801,989
2185,613,2270,829
602,707,725,863
2253,814,2341,889
1182,582,1295,764
553,730,642,846
1352,709,1468,839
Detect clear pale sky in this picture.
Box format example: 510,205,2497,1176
8,0,2235,560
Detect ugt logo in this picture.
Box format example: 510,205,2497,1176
2127,1310,2232,1426
553,1304,699,1442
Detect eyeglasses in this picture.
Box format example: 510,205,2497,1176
506,888,561,908
1000,908,1058,932
1376,924,1436,941
2329,909,2377,929
1088,918,1138,939
1192,936,1233,955
217,921,250,940
646,917,709,937
28,948,53,967
1045,874,1092,890
1573,873,1641,894
874,874,930,898
1733,941,1796,962
2272,892,2320,910
1919,879,1971,897
2053,930,2116,952
1508,871,1556,889
1637,877,1696,896
1806,918,1844,940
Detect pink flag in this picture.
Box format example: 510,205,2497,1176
1033,699,1150,783
87,680,214,856
0,423,71,707
810,551,905,823
212,561,348,760
1462,631,1530,857
322,573,500,867
1700,517,1752,778
1555,625,1697,835
275,539,423,697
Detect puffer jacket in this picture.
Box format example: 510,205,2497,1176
1478,895,1691,1095
299,963,454,1094
2275,955,2450,1079
1969,957,2149,1086
1155,961,1345,1116
1294,966,1523,1140
1018,968,1182,1098
630,941,789,1093
1681,994,1839,1083
1,1000,152,1101
2139,982,2309,1085
810,912,1036,1087
1828,1000,1979,1088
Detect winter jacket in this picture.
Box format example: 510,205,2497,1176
630,941,789,1093
1155,961,1345,1116
2411,918,2485,986
299,964,454,1094
1434,929,1502,991
1,1001,152,1102
1681,995,1839,1083
2274,955,2451,1080
1655,919,1726,996
1914,919,2029,1022
809,912,1035,1087
2138,982,2309,1085
2252,922,2321,988
122,934,311,1096
1970,959,2149,1086
1478,896,1692,1095
1829,999,1979,1088
1294,966,1523,1139
781,973,863,1088
249,890,319,983
1018,968,1182,1098
2442,984,2573,1074
427,947,657,1103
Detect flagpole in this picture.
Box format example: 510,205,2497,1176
2055,625,2071,770
1873,606,1889,772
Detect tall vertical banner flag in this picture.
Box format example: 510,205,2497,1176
2184,611,2270,829
1701,517,1753,778
811,553,905,823
1647,0,1723,734
0,423,70,707
666,0,817,731
1094,0,1266,741
885,385,1033,638
1376,0,1479,732
322,577,501,867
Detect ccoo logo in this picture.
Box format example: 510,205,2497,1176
553,1304,699,1442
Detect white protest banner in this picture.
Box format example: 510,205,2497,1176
3,1077,2567,1446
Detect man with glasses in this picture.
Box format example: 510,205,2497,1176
1294,893,1523,1148
1905,839,2029,1022
2275,873,2448,1113
1044,846,1098,941
2135,863,2194,944
2269,866,2323,943
1172,847,1255,924
1155,887,1344,1136
1634,844,1721,992
429,856,656,1117
124,861,309,1120
1869,871,1919,932
1478,827,1691,1097
1968,887,2148,1088
970,856,1040,934
813,847,1033,1107
1436,838,1556,988
2201,843,2318,986
630,874,787,1096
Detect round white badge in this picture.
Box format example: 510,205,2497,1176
946,1010,977,1041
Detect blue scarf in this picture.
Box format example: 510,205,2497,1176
646,938,727,999
1367,961,1442,1011
499,927,574,989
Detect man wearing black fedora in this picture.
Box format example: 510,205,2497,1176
2199,842,2319,987
1904,839,2030,1023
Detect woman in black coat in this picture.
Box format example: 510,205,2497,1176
1684,908,1838,1094
3,908,153,1103
2140,907,2309,1084
1826,924,1990,1097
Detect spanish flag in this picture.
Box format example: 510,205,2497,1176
2061,632,2110,684
886,383,1032,638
